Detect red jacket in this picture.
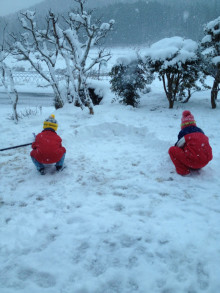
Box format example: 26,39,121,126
182,132,213,168
30,130,66,164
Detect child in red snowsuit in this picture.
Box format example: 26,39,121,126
30,114,66,175
168,110,212,175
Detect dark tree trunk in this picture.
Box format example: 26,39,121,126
162,73,179,109
211,79,219,109
168,97,174,109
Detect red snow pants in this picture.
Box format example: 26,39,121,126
169,146,191,175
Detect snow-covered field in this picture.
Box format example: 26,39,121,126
1,51,220,293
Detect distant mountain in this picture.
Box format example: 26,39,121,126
0,0,219,46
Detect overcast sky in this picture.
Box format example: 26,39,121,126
0,0,44,16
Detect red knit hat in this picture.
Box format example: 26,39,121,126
181,110,196,129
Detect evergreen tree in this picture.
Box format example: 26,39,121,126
200,16,220,108
110,58,153,107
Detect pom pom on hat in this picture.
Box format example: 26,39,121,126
43,114,58,131
181,110,196,129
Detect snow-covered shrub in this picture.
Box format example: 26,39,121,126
200,16,220,108
109,58,153,107
144,36,203,108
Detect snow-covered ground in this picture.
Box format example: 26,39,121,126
1,58,220,292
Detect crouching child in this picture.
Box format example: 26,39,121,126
168,110,212,176
30,114,66,175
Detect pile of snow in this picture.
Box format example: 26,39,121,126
0,76,220,293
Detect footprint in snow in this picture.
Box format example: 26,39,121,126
17,267,56,288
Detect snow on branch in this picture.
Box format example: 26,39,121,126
69,13,86,25
145,37,198,68
205,16,220,35
9,0,114,114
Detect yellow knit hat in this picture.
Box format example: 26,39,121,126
43,114,58,131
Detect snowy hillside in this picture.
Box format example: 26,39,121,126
1,71,220,293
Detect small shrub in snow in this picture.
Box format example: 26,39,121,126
109,59,153,107
7,106,42,120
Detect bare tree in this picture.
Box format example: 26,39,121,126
49,0,114,114
0,24,19,122
11,0,114,114
11,10,64,109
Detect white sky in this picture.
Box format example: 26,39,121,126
0,0,44,16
